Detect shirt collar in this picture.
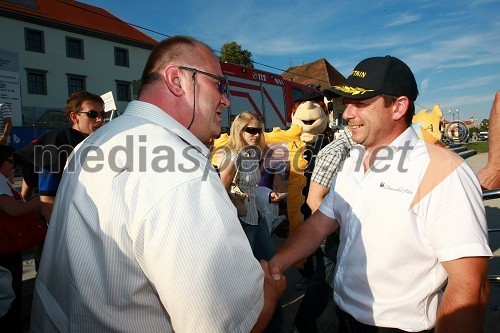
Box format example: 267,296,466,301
123,101,210,157
349,126,420,161
390,126,420,151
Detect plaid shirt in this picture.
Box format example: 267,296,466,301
311,128,355,188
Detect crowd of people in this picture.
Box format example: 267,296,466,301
0,35,499,332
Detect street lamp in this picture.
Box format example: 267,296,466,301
448,108,460,122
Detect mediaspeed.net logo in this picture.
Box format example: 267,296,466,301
29,135,466,195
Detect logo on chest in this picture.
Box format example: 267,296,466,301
379,182,414,195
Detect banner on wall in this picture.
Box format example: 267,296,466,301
0,49,22,126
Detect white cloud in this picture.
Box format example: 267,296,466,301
420,78,431,93
470,0,497,6
384,13,422,28
439,75,500,91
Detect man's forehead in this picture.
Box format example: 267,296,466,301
81,100,104,110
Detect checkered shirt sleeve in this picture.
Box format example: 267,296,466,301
311,130,355,187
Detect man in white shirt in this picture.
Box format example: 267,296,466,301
30,36,285,333
270,56,491,332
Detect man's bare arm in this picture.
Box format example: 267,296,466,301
478,91,500,190
436,257,489,333
269,210,338,277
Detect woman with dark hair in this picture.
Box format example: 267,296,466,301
0,145,40,332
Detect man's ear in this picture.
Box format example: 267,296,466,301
393,96,409,121
69,112,78,124
164,66,185,97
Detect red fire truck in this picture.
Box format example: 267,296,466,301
220,62,321,132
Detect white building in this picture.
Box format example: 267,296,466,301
0,0,157,130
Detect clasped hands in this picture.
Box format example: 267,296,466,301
259,259,286,297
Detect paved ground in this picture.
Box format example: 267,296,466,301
18,153,500,332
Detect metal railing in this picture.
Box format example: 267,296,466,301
485,189,500,283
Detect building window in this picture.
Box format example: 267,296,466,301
114,47,129,67
26,68,47,95
116,81,131,101
67,74,86,96
25,28,45,53
66,37,84,59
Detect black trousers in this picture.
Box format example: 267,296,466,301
336,307,434,333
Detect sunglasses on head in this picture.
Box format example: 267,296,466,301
242,126,262,135
78,110,105,119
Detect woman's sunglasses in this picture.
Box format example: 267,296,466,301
78,110,105,119
242,126,262,135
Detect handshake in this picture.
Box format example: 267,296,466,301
258,258,287,313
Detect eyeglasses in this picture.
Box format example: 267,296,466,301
78,110,105,119
242,126,262,135
179,66,228,95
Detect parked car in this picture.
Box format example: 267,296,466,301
478,131,489,141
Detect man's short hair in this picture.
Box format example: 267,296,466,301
65,91,104,123
138,36,212,96
381,94,415,126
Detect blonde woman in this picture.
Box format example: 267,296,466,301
220,113,284,332
219,112,276,260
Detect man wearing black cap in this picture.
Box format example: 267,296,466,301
270,56,491,332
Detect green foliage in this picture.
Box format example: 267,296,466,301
219,42,254,68
479,118,489,131
466,141,489,153
469,127,480,135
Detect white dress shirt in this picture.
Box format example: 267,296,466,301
319,127,491,331
31,101,264,332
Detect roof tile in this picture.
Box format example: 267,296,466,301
0,0,157,45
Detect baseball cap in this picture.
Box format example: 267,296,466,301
323,55,418,101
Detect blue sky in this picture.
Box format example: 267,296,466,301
82,0,500,122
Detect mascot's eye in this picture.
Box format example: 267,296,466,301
302,120,315,125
